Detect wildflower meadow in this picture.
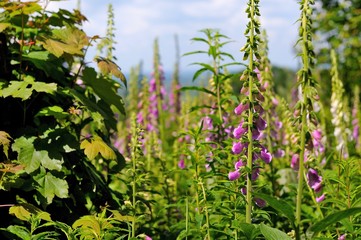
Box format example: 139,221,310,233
0,0,360,239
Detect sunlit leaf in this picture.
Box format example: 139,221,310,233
0,23,11,33
9,203,51,222
38,28,88,57
1,75,57,100
0,131,12,159
95,57,127,86
80,136,116,160
34,170,69,203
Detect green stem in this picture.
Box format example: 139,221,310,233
200,180,211,240
246,0,255,224
295,1,310,238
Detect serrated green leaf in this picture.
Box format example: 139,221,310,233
259,223,292,240
1,75,56,100
12,136,63,173
310,207,361,235
34,171,69,203
38,28,88,57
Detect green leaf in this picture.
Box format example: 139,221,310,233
259,223,292,240
3,225,31,240
72,215,101,237
310,207,361,235
238,223,260,240
1,75,57,100
191,67,209,82
95,57,127,86
179,86,216,97
35,106,69,120
0,131,12,159
80,136,116,160
254,193,295,223
12,136,63,173
82,67,125,115
38,28,88,57
9,203,51,222
0,23,11,33
34,170,69,204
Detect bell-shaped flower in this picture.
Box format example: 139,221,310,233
234,102,249,115
232,142,247,154
228,170,241,181
307,168,323,192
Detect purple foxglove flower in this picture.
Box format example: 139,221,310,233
260,148,272,164
291,154,299,171
178,159,185,169
234,102,249,115
255,116,267,131
256,93,265,102
235,160,245,169
274,149,285,158
233,123,247,139
254,105,264,114
275,121,283,129
252,128,261,140
272,97,279,106
136,112,144,124
353,125,359,140
254,198,266,208
241,187,247,195
149,94,157,102
145,236,152,240
316,193,325,203
307,168,323,192
240,86,249,95
251,167,260,181
149,79,156,92
228,170,241,181
232,142,247,154
338,234,346,240
312,129,322,142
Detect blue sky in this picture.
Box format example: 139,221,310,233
46,0,301,74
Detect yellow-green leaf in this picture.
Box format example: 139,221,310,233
0,23,11,33
0,131,12,159
95,57,127,87
80,136,116,160
9,203,51,221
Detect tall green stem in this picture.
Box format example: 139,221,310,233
245,0,255,224
296,0,312,237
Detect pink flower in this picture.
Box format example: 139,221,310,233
307,168,323,193
260,148,272,164
232,142,247,154
235,102,249,115
316,193,325,203
233,122,247,139
228,170,241,181
178,159,185,169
